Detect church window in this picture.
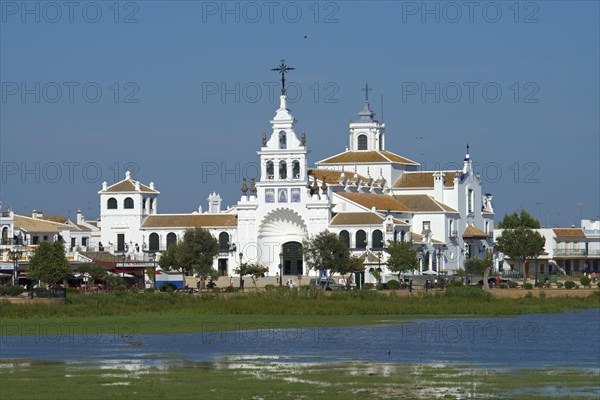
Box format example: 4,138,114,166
279,160,287,179
339,230,350,248
265,189,275,203
372,230,383,249
107,198,118,209
218,232,230,251
357,134,368,150
356,230,367,249
124,197,134,209
149,233,159,251
291,188,301,202
266,161,274,180
166,232,177,249
278,189,288,203
292,160,300,179
468,189,474,213
279,131,287,149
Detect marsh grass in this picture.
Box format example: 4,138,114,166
0,359,597,400
1,287,598,321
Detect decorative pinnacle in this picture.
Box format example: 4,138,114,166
250,178,257,195
321,177,328,194
241,178,248,195
262,132,267,146
301,131,306,146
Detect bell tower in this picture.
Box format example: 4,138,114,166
348,83,386,151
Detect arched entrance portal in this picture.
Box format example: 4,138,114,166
282,242,303,275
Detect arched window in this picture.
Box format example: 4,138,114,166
400,230,406,242
218,232,230,251
166,232,177,249
357,134,368,150
279,160,287,179
266,160,274,180
149,233,159,251
356,230,367,250
124,197,134,209
292,160,300,179
107,198,118,209
142,198,147,211
339,230,350,248
372,230,383,249
279,131,287,149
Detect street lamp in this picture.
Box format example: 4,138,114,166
8,247,23,286
279,252,283,287
239,252,244,289
376,250,382,287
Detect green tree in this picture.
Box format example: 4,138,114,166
495,226,545,282
385,241,419,277
464,256,494,292
497,210,541,229
28,241,72,285
338,256,365,290
235,262,267,289
303,231,351,279
159,228,219,278
77,263,107,280
158,242,180,270
77,263,107,289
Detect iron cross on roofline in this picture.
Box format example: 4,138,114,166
271,59,295,95
362,82,372,102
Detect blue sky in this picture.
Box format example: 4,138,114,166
1,1,599,227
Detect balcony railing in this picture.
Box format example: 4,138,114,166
554,249,587,256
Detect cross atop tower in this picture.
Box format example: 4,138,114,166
362,82,372,102
271,59,295,95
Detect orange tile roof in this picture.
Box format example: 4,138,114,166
463,225,488,239
39,215,70,224
102,179,158,193
394,171,459,188
141,214,237,229
14,215,77,233
335,192,410,212
553,228,585,238
330,212,384,226
308,169,366,183
393,194,457,213
317,151,418,165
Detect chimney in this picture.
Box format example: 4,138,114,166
208,192,222,214
433,171,445,203
32,210,43,218
149,182,155,190
102,181,107,191
77,209,83,224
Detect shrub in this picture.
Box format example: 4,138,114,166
113,285,127,295
445,285,493,301
362,283,375,290
159,283,176,292
523,283,533,290
580,276,591,287
66,287,80,296
224,286,238,293
5,285,25,297
508,281,519,289
449,281,463,287
386,280,401,290
145,288,156,293
564,280,576,289
556,282,564,288
264,284,276,291
543,281,551,289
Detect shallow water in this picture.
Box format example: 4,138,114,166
1,309,599,369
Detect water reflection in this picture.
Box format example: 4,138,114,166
1,309,599,370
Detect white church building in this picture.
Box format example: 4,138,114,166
91,76,495,284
